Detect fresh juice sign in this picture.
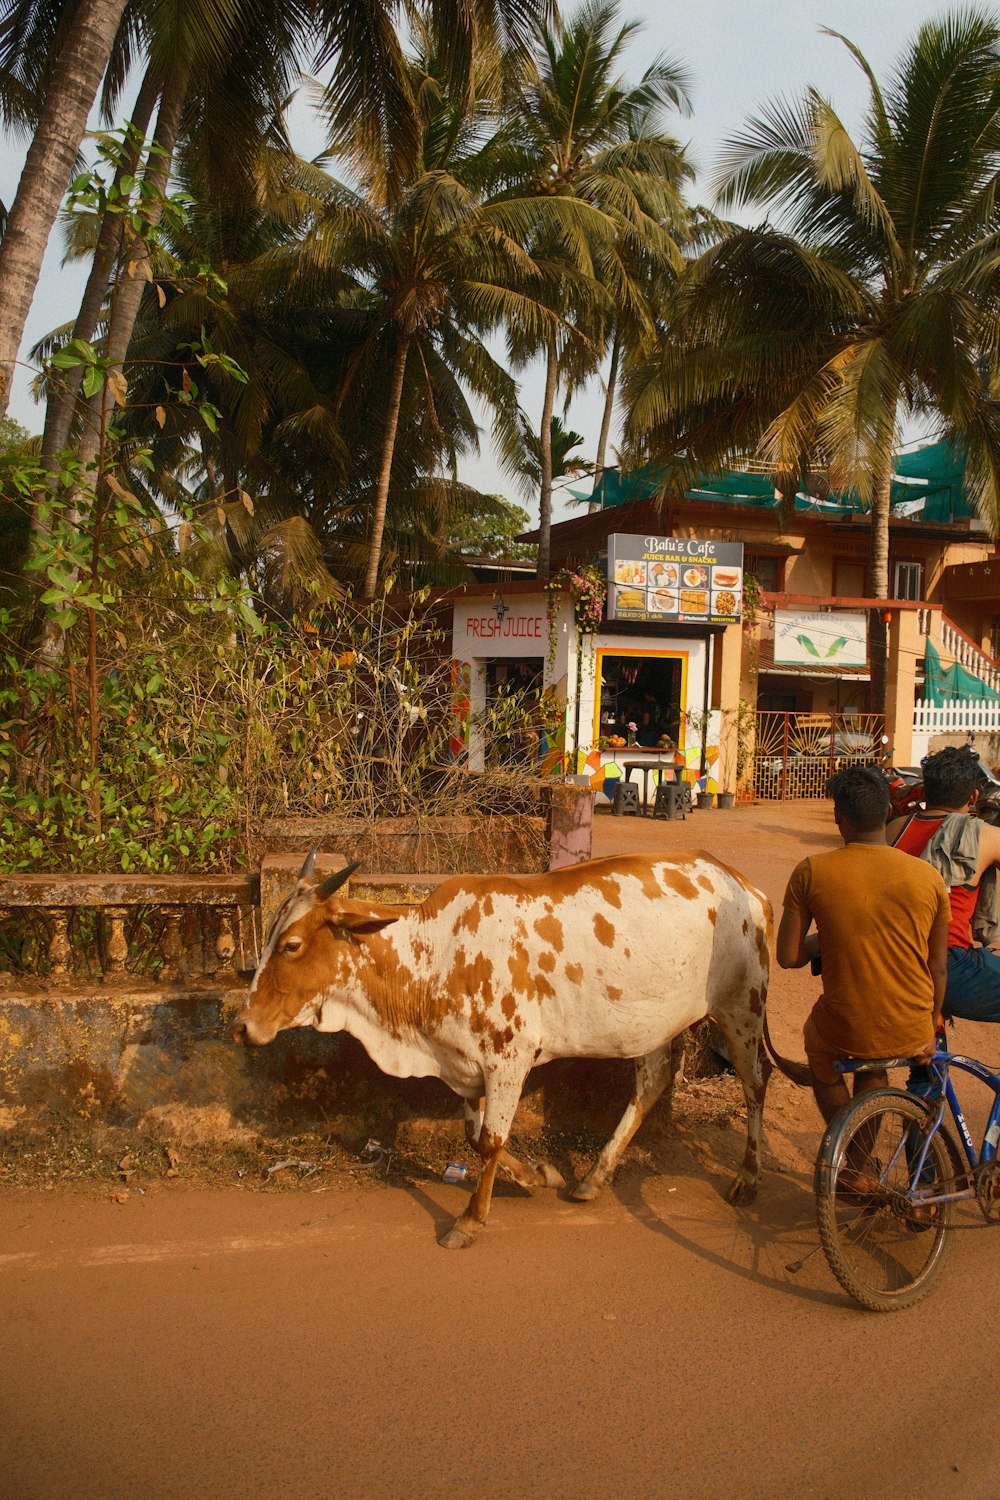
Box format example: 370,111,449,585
607,534,744,625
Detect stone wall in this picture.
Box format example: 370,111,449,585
260,780,594,874
0,788,600,1147
928,730,1000,770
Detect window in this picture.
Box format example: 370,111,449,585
833,559,866,597
894,561,923,601
745,553,783,592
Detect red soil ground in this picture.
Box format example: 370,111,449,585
3,798,1000,1499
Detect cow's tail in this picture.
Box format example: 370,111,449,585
763,1010,813,1088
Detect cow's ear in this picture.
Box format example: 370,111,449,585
324,902,401,936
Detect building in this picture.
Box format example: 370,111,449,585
443,443,1000,801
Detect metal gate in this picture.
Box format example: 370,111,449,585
752,712,885,800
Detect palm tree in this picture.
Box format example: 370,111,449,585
96,114,535,598
0,0,551,424
493,0,693,578
625,11,1000,708
38,0,314,473
310,52,584,596
0,0,130,416
591,204,721,498
519,412,589,492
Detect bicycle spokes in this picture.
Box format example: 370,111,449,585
816,1091,956,1311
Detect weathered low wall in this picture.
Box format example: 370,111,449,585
260,781,593,874
0,789,606,1148
0,979,655,1149
927,730,1000,769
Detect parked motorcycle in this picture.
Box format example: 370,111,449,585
876,736,925,817
879,735,1000,823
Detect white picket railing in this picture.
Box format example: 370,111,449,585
911,698,1000,762
939,618,1000,695
912,700,1000,734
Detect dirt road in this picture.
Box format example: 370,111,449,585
3,801,999,1499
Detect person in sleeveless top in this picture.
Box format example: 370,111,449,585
778,766,949,1125
887,744,1000,1023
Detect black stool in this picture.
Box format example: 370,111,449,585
612,782,641,816
653,782,684,820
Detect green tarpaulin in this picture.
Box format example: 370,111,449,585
573,441,978,524
922,639,1000,705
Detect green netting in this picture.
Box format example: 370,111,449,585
890,440,973,521
578,442,976,523
922,638,1000,705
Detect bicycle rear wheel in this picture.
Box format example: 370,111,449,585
815,1088,956,1312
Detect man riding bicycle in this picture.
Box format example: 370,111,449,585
777,766,950,1126
887,744,1000,1023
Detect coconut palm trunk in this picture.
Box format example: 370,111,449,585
0,0,130,418
40,65,162,473
34,68,187,667
591,329,620,506
868,458,893,716
74,66,189,480
362,330,411,597
535,334,558,581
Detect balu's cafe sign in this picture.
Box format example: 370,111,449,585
607,533,745,626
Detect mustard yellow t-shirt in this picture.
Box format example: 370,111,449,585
783,842,950,1057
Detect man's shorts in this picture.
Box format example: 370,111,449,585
803,1009,843,1087
946,944,1000,1023
803,1004,929,1086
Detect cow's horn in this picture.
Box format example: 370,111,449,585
298,845,320,883
315,860,362,901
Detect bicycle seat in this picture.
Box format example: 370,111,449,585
835,1055,931,1073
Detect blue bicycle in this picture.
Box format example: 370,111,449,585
815,1036,1000,1311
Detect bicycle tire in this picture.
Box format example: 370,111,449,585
815,1088,957,1312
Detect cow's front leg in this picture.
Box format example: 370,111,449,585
439,1076,524,1249
461,1101,565,1192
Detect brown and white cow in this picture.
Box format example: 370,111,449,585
235,850,773,1248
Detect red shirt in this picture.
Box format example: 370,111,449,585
892,814,978,949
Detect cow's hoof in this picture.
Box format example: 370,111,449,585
569,1179,601,1203
537,1163,566,1189
438,1220,479,1249
726,1178,758,1207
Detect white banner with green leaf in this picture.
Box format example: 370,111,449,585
773,609,868,667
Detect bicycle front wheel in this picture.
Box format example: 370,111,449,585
815,1088,956,1312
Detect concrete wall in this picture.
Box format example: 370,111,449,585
0,792,597,1143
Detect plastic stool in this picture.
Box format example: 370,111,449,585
612,782,641,816
678,781,694,814
653,782,684,820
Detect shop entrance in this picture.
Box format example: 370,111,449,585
483,656,546,767
597,653,684,748
484,657,543,706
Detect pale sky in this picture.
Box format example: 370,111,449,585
0,1,963,520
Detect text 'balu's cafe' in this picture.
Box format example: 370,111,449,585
449,531,746,802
